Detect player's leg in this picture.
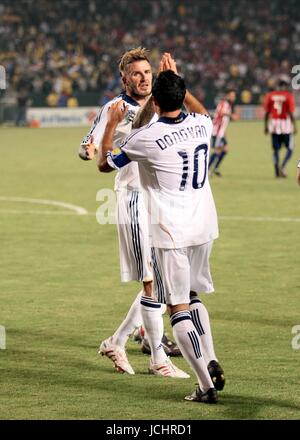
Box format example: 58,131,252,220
208,136,219,169
140,281,167,366
280,134,294,177
139,249,181,357
213,138,228,176
132,191,181,358
271,134,281,177
189,294,217,364
109,290,143,347
171,306,217,403
155,247,217,402
190,294,225,390
98,290,142,375
188,241,225,390
99,190,147,374
140,251,188,378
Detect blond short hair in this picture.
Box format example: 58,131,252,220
118,47,150,74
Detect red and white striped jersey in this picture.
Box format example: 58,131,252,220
212,100,232,138
264,90,295,134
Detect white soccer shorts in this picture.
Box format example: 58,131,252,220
151,241,215,306
116,189,153,283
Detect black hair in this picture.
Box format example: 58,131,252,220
226,88,236,95
278,79,289,88
152,70,186,112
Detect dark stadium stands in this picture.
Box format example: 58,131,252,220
0,0,299,107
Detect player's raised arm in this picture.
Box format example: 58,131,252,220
161,52,209,115
97,101,128,172
183,90,209,115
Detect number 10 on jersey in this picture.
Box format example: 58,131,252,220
177,144,208,191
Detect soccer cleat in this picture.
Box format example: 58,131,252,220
207,360,225,391
213,169,222,177
141,333,182,357
98,337,135,375
161,333,182,356
279,168,287,178
184,386,218,404
148,358,190,378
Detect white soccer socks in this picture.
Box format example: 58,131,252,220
171,310,214,391
140,296,167,365
189,296,218,365
111,290,143,348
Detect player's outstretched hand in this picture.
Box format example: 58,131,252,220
79,135,96,160
107,100,128,126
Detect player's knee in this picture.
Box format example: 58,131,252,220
169,304,190,316
143,281,153,297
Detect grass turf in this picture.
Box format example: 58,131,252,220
0,122,299,419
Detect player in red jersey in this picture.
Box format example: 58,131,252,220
208,89,238,176
264,78,297,178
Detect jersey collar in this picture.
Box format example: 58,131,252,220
157,112,187,124
119,92,140,107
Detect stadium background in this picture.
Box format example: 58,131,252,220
1,0,300,116
0,0,299,421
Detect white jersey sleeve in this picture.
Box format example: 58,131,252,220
80,103,110,150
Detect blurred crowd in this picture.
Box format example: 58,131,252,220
0,0,299,107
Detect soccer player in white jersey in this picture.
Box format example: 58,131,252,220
98,70,224,403
208,89,238,177
79,48,188,378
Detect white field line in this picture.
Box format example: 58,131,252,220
0,207,299,223
0,209,94,216
0,196,88,215
0,198,299,222
219,215,300,223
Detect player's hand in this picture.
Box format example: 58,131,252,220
79,135,96,160
107,100,129,125
293,125,297,135
159,53,178,75
264,127,268,135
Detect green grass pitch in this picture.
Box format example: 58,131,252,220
0,122,299,420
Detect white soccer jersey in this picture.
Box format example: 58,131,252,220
81,93,141,190
109,112,219,249
212,100,231,138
